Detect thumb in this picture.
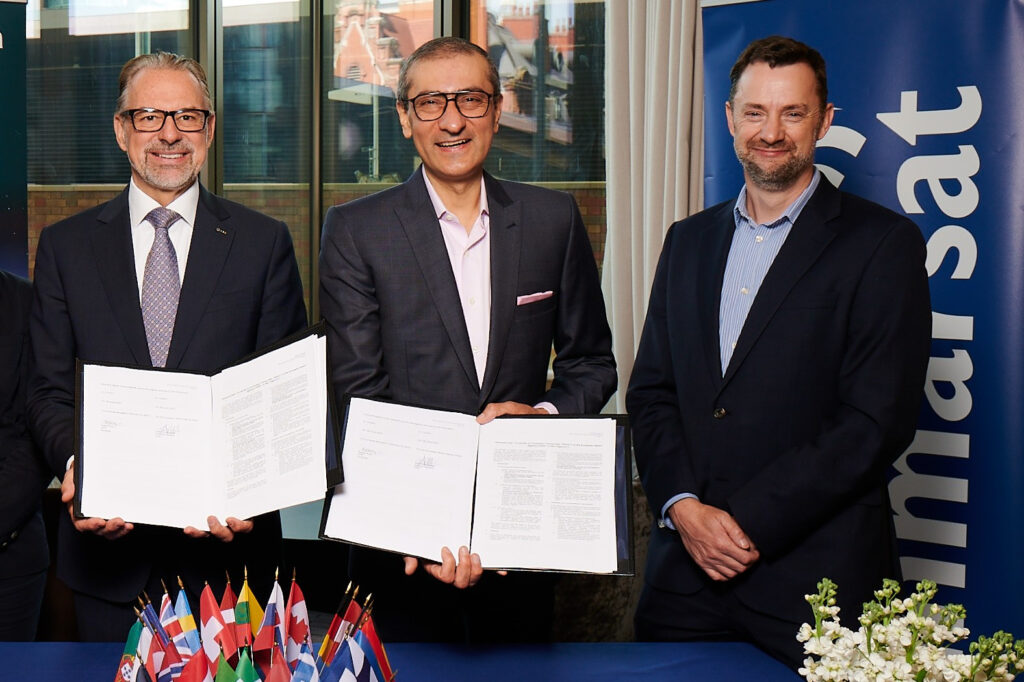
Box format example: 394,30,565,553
403,556,419,575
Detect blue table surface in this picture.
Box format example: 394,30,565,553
4,641,802,681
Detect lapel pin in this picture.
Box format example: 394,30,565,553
216,226,228,235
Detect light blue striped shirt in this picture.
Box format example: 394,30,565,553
659,170,822,528
719,170,821,374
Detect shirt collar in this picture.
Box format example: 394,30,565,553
734,169,821,230
422,172,489,223
128,178,200,228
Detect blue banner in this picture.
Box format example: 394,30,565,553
0,0,27,276
703,1,1024,638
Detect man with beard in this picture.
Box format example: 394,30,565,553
28,52,306,639
627,35,931,668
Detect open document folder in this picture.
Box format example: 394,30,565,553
321,396,634,575
74,325,337,529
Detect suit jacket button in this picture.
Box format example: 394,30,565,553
712,407,727,419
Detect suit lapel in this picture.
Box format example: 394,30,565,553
393,170,479,390
91,189,151,366
720,180,842,389
480,175,520,401
696,202,736,388
166,186,234,368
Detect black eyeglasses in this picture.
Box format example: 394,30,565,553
402,91,494,121
120,108,212,132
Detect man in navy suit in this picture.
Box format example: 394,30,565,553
28,52,307,640
0,270,50,640
319,37,616,641
627,36,931,668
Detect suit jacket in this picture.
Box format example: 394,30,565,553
27,185,307,602
319,168,616,417
627,178,931,623
0,271,49,579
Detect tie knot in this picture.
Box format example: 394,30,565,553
145,207,182,231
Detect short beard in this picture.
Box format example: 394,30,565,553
735,144,816,193
134,139,201,194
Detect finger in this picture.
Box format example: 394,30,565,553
97,518,132,540
497,570,508,577
423,547,457,584
403,556,419,576
467,551,483,587
225,518,254,535
206,516,234,542
60,469,76,504
476,403,502,424
183,526,210,538
452,546,474,589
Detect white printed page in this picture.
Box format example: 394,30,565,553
322,398,480,562
79,364,214,528
470,417,618,573
211,334,328,521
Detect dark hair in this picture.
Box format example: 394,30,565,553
397,36,500,104
116,52,212,114
728,35,828,109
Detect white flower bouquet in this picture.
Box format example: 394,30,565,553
798,578,1023,681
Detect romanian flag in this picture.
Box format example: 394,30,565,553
200,583,237,666
113,619,143,682
285,578,310,668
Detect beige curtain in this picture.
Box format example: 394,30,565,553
601,0,705,412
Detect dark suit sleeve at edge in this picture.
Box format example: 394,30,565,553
729,218,931,559
541,193,616,414
26,227,78,476
0,275,51,536
254,219,309,347
318,205,390,406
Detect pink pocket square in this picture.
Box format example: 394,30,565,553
516,290,554,306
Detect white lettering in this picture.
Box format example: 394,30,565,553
890,430,968,548
877,86,982,145
897,145,980,218
924,349,973,421
925,225,977,279
900,556,966,589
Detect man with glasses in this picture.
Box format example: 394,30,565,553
320,36,616,641
627,36,931,668
28,52,307,639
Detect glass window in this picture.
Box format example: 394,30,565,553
469,0,605,183
321,0,434,193
221,0,314,302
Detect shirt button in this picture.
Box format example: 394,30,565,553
713,407,727,419
468,297,476,305
740,287,749,295
755,235,764,243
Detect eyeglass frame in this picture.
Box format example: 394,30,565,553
400,90,496,122
119,108,213,133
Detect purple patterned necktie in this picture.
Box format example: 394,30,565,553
141,206,182,367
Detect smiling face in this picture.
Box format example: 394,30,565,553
396,52,500,192
726,61,833,194
113,67,215,206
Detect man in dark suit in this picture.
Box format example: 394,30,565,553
319,37,616,641
0,270,50,640
627,36,931,668
28,52,307,640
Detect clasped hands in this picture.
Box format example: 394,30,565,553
669,497,760,581
402,400,545,589
61,465,253,542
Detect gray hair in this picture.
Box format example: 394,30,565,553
116,52,212,114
